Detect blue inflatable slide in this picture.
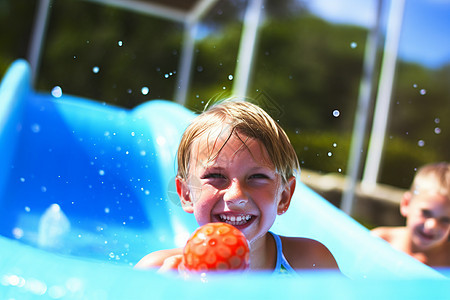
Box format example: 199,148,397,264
0,60,448,299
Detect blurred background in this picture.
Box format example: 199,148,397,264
0,0,449,227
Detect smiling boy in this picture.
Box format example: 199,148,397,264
135,99,339,274
372,162,450,268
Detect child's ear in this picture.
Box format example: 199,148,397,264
277,177,296,215
176,177,194,213
400,191,412,217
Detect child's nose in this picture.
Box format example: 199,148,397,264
424,218,438,230
224,180,248,206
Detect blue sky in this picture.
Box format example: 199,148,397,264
307,0,450,69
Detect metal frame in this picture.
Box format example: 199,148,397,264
27,0,402,215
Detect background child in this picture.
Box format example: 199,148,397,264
371,162,450,268
135,98,339,274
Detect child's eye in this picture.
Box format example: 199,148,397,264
440,217,450,225
421,209,432,218
249,173,270,180
202,173,225,179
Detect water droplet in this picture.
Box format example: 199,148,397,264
31,123,41,133
228,74,233,80
99,170,105,176
12,227,24,239
41,186,47,192
105,207,110,213
333,143,337,147
413,84,417,88
350,42,357,48
327,152,332,157
332,110,340,117
109,252,115,258
92,66,99,74
20,177,25,182
141,87,149,95
434,118,440,124
51,86,63,98
118,40,123,46
197,66,203,72
127,89,132,94
25,206,31,212
417,140,425,147
338,168,342,173
156,136,166,146
434,127,441,134
419,89,426,95
131,132,135,137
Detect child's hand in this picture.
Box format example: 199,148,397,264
182,222,250,273
157,254,183,273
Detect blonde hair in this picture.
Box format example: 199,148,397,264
411,162,450,198
177,98,300,184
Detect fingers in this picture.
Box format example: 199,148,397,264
157,254,183,273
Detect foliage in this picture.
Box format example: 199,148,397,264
0,0,448,190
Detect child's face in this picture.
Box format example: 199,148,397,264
177,132,294,245
403,191,450,251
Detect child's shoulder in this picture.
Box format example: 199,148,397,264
371,226,405,242
280,236,339,270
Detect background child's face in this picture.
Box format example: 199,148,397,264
403,191,450,251
179,132,293,245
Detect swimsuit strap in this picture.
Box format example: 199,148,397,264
269,231,296,275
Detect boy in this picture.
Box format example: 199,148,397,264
135,99,339,274
372,162,450,268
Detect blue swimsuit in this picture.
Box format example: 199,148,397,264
269,231,296,275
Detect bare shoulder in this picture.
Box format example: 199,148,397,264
134,248,183,269
280,236,339,270
371,226,405,242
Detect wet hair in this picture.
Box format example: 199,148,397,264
411,162,450,198
177,98,300,184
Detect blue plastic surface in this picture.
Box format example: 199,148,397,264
0,60,448,298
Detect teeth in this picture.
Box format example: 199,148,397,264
219,214,253,226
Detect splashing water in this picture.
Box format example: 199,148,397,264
51,86,63,98
38,204,70,249
141,87,149,95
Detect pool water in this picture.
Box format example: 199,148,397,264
0,60,448,299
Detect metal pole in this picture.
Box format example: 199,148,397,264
174,0,219,105
362,0,406,189
174,22,198,105
27,0,52,86
341,0,383,215
232,0,265,97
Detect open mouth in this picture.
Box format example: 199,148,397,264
417,230,435,242
218,213,254,227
